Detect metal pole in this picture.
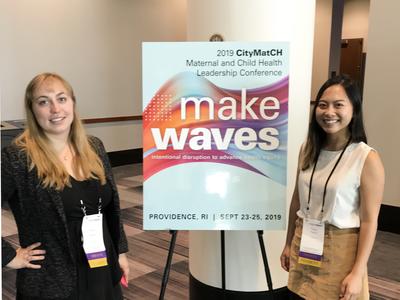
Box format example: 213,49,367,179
257,230,274,293
159,230,178,300
221,230,226,299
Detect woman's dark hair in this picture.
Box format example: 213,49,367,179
301,74,367,170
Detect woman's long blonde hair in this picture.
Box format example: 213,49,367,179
15,73,106,190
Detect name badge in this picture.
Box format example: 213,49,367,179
298,218,325,268
81,213,108,268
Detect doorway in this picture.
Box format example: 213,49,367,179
340,38,366,93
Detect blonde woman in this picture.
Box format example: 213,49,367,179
280,75,384,300
2,73,129,299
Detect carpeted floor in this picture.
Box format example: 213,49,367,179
2,163,399,299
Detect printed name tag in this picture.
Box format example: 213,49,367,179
81,213,108,268
298,218,325,267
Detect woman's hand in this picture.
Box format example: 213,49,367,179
280,244,291,272
6,242,45,269
339,272,363,300
119,253,130,285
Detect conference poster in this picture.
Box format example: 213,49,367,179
143,42,289,230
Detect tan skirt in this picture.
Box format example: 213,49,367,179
288,218,369,300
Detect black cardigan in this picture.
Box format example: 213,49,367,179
1,136,128,298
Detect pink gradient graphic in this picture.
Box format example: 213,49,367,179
143,72,288,183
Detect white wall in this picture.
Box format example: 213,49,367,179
342,0,370,52
363,0,400,207
311,0,333,101
0,0,187,151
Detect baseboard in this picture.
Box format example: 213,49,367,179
378,204,400,234
107,148,142,167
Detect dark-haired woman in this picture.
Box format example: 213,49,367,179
280,75,384,300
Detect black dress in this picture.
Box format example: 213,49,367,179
61,177,123,300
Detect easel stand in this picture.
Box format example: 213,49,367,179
257,230,274,293
220,230,275,299
221,231,227,299
159,230,178,300
159,230,274,300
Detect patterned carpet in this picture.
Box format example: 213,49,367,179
2,163,399,299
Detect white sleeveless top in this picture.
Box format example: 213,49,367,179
297,142,373,229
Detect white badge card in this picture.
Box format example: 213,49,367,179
298,218,325,267
81,213,108,268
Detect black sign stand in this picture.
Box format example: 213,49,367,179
257,230,274,294
159,230,178,300
159,229,274,300
221,230,227,299
219,230,275,299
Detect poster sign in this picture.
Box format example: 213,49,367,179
143,42,289,230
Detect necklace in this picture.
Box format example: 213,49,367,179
61,144,73,161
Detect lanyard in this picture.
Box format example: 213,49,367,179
80,198,102,216
79,179,103,216
307,139,351,214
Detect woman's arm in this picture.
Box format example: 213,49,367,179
286,181,300,247
340,151,385,299
2,148,18,266
2,147,46,268
280,172,300,271
280,150,301,271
